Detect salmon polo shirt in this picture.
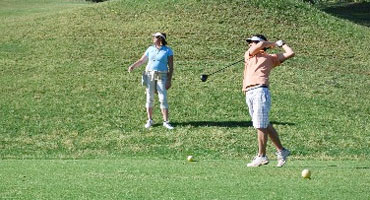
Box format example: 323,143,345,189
242,51,281,91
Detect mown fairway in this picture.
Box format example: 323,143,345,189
0,0,369,199
1,159,370,199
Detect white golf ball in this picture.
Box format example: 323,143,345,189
302,169,311,179
187,155,194,162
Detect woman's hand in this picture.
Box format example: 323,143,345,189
128,65,134,72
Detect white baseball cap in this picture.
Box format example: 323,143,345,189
152,32,166,39
246,36,265,43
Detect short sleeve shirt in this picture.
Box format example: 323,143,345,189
242,51,280,91
145,45,173,72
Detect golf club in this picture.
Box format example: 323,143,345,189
201,58,244,82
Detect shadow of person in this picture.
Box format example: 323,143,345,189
171,121,295,128
322,2,370,27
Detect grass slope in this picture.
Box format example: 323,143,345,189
0,0,369,160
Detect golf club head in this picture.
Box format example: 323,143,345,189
200,74,208,82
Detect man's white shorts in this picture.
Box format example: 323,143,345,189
245,87,271,129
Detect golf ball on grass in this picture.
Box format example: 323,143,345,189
187,155,194,162
302,169,311,179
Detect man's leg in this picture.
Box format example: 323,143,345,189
257,128,268,156
267,124,284,151
267,123,290,167
246,89,269,167
247,128,269,167
257,123,285,155
253,87,271,156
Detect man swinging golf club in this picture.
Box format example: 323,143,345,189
243,34,295,167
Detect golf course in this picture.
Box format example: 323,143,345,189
0,0,369,199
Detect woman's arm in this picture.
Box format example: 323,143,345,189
166,55,174,90
128,53,148,72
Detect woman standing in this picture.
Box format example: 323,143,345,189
128,32,174,129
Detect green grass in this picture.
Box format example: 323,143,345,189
1,0,368,160
0,0,369,198
0,0,368,159
0,0,89,17
1,159,369,199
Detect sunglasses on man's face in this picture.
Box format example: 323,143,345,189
247,40,260,44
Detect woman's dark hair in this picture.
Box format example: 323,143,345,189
161,33,167,46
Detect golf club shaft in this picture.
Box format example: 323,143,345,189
208,58,244,76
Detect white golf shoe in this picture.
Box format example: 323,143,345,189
276,148,290,167
163,121,174,130
247,155,269,167
144,119,154,129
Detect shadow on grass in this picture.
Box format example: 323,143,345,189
172,121,295,128
322,2,370,27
